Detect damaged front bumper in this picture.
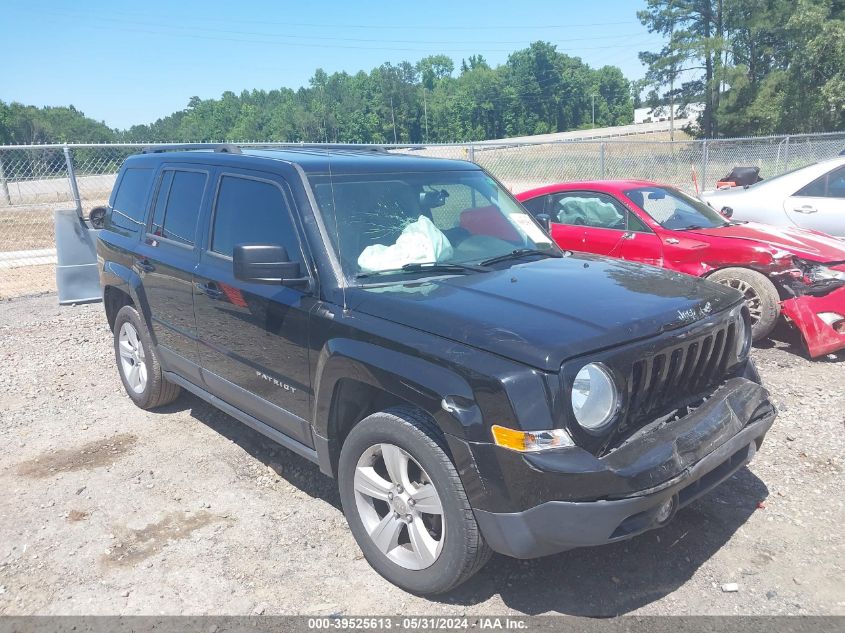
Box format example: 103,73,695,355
781,284,845,357
461,377,775,559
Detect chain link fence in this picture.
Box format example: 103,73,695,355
2,132,844,298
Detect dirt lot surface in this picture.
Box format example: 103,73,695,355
0,264,56,300
0,294,843,616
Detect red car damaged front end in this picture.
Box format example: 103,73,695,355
684,225,845,358
779,260,845,357
515,181,845,358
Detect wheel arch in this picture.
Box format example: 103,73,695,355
103,286,134,332
312,338,478,477
101,260,154,337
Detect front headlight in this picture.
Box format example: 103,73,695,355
571,362,619,431
795,259,845,283
735,310,751,359
808,265,845,283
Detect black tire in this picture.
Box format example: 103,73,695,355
707,267,780,341
338,406,491,594
113,304,181,409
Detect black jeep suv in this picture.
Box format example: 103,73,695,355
97,145,776,594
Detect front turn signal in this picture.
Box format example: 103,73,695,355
491,425,573,452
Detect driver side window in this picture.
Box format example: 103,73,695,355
548,192,632,230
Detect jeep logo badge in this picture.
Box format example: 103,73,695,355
677,301,713,323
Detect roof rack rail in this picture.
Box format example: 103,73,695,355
277,143,390,153
141,143,242,154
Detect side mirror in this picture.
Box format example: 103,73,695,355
89,206,107,229
233,244,308,287
720,206,734,219
536,213,552,232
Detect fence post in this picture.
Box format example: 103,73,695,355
0,152,11,205
63,145,83,218
701,140,709,189
600,142,606,178
468,144,475,163
783,135,791,168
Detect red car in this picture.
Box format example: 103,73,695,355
516,180,845,358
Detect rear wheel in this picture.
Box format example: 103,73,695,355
707,267,780,341
338,407,491,594
113,305,181,409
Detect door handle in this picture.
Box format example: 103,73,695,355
794,205,818,214
196,282,224,299
135,258,154,273
622,231,636,240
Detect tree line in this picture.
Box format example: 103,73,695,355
1,42,633,146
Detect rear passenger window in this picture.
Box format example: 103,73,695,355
150,171,174,233
110,168,153,232
149,170,206,245
211,176,302,261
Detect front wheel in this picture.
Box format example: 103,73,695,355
707,267,781,341
338,407,491,594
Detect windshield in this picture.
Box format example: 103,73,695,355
626,186,728,230
310,170,557,279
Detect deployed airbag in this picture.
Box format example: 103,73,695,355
557,196,623,226
358,215,454,272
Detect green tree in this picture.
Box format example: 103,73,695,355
638,0,726,138
641,0,845,136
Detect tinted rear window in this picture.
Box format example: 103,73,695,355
110,168,153,232
150,170,206,245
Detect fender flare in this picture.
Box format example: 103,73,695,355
102,261,156,342
312,338,481,441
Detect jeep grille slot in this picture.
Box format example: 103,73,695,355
626,322,736,424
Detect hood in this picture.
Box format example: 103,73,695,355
687,222,845,262
347,254,741,371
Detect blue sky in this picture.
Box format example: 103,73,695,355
3,0,665,130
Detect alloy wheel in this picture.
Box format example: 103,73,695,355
353,443,445,570
717,278,762,325
118,322,147,394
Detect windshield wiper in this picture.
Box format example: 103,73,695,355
401,261,490,273
355,261,489,280
479,248,562,267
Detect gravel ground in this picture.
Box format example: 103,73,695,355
0,294,843,617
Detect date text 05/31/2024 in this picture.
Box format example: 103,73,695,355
307,617,528,629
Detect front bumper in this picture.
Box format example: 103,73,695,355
460,377,775,559
781,285,845,357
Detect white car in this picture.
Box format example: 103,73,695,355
701,156,845,237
